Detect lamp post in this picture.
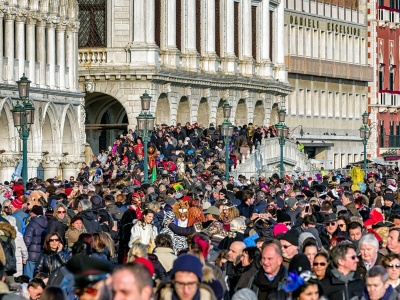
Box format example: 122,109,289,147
221,102,233,181
359,111,371,178
275,108,288,178
136,92,155,184
11,74,35,188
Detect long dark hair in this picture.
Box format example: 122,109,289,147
43,232,63,254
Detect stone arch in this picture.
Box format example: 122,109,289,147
0,98,18,152
42,103,60,154
177,96,190,125
197,98,210,127
216,99,225,126
235,99,248,126
270,103,280,126
253,100,265,126
85,92,128,154
61,106,81,156
155,93,170,125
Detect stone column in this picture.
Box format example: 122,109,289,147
61,156,82,180
180,0,199,71
66,23,74,91
46,22,56,88
238,0,254,76
42,155,63,179
201,0,218,73
15,16,25,78
220,0,237,74
257,0,272,78
160,0,179,68
27,155,43,180
0,12,4,82
128,0,159,67
26,18,36,84
4,14,15,82
56,24,66,89
36,20,47,87
274,1,287,82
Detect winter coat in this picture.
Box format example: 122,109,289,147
47,217,69,242
250,264,287,300
118,209,137,247
65,227,86,248
321,268,365,300
23,216,48,262
156,282,217,300
360,284,398,300
128,222,157,248
33,250,69,277
236,263,259,291
15,230,28,277
153,247,177,273
77,210,101,233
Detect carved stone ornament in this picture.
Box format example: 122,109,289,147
85,81,94,93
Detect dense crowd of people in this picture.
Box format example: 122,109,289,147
0,122,398,300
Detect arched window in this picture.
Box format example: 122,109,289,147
78,0,107,47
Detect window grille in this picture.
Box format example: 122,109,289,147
78,0,107,47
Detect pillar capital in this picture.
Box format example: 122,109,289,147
42,155,63,168
0,154,20,168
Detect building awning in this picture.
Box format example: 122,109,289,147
303,143,334,147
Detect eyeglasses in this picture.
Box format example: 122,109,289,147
57,211,66,214
3,206,9,209
49,239,60,242
283,222,291,226
387,263,400,269
74,287,98,297
348,255,357,260
338,224,346,227
313,262,327,267
325,222,337,226
173,281,199,290
282,244,293,249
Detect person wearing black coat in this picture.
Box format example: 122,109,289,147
321,243,365,300
160,139,175,159
76,200,102,234
23,206,48,279
117,207,137,264
34,232,69,277
47,204,70,244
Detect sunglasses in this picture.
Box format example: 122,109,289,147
349,255,357,260
338,224,346,227
387,263,400,269
74,287,98,297
49,238,60,242
325,222,336,226
57,211,66,214
313,262,327,267
3,206,9,209
282,244,293,249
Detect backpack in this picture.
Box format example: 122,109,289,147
1,237,16,275
13,214,27,235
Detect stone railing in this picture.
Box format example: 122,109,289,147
78,48,107,66
231,137,316,178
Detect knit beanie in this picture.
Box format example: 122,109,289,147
31,205,43,216
232,288,258,300
134,257,155,277
170,255,203,281
276,210,291,223
281,229,300,246
288,253,311,273
273,223,289,237
11,197,23,209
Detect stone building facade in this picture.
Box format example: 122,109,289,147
0,0,85,182
78,0,293,153
368,0,400,160
284,0,373,169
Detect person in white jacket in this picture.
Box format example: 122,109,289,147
128,208,157,253
6,216,28,277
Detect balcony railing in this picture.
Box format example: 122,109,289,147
78,48,107,65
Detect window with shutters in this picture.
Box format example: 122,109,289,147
176,0,182,51
234,2,239,57
215,0,221,57
155,0,161,47
78,0,107,47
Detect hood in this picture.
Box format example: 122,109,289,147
202,266,215,283
31,216,48,229
0,222,16,239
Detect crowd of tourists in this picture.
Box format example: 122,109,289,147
0,122,398,300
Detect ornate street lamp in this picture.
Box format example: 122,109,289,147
12,74,35,188
359,111,370,178
221,102,233,180
275,108,287,178
136,92,155,184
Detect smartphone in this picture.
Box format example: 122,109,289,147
305,205,310,213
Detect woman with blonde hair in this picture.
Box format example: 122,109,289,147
101,232,117,264
127,242,148,262
47,203,70,242
91,233,108,261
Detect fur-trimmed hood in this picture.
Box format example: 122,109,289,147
202,266,216,283
0,222,16,239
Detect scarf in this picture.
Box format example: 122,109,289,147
56,216,69,225
331,268,355,283
253,265,286,299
